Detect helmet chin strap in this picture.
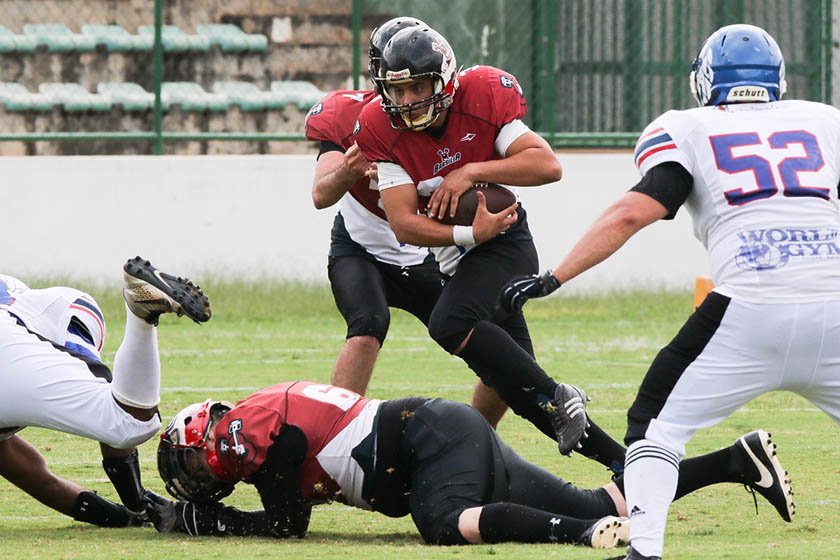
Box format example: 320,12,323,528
401,103,440,130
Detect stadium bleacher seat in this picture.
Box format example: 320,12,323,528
196,24,268,52
23,24,96,52
0,82,54,112
138,25,211,52
0,26,38,53
212,81,291,111
161,82,229,111
269,81,324,111
97,82,155,111
81,24,153,52
38,83,111,112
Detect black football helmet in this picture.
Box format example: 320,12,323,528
157,399,237,503
368,16,427,87
376,27,459,130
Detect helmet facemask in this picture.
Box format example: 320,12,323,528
376,27,459,131
157,400,236,503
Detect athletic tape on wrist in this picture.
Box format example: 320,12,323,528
453,225,476,246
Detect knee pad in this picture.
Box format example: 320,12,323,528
345,310,390,345
427,308,471,353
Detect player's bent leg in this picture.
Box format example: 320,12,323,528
330,335,380,394
470,379,508,427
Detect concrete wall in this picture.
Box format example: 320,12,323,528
0,153,708,292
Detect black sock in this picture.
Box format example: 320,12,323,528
577,420,627,474
478,502,594,544
102,448,144,512
72,491,133,527
459,321,559,396
674,446,739,500
612,446,739,501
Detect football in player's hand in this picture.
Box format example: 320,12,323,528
432,183,517,226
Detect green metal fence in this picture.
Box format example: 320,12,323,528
0,0,833,153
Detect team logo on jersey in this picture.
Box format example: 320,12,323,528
218,418,256,464
434,148,462,174
353,119,361,135
304,102,323,126
500,75,514,88
735,227,840,270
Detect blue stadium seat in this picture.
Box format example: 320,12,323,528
0,82,54,112
38,83,111,112
196,24,268,52
0,26,38,53
97,82,155,111
161,82,229,112
138,25,211,52
23,24,96,52
212,81,291,111
81,24,153,52
269,81,325,111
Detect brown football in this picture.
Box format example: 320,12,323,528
431,183,517,226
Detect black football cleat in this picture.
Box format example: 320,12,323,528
578,516,629,548
541,383,590,456
735,429,795,522
122,256,211,326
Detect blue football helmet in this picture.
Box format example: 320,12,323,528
690,24,786,106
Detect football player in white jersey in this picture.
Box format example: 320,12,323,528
498,24,829,558
0,258,211,528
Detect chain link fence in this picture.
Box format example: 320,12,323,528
0,0,834,153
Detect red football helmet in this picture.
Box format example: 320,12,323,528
157,399,237,503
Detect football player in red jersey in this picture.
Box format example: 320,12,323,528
145,382,793,546
353,26,625,468
305,18,508,425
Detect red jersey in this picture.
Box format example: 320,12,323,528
305,90,429,266
355,65,527,273
214,381,382,507
355,65,527,199
305,89,384,219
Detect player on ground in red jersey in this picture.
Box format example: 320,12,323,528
145,381,793,547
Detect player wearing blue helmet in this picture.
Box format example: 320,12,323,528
499,24,834,558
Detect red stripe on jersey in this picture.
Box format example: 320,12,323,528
639,127,665,140
69,303,105,350
637,143,677,167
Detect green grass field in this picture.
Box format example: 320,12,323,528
1,281,837,559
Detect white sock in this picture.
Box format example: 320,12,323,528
624,439,681,558
111,304,161,408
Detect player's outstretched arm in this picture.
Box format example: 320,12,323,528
500,192,668,313
0,436,142,527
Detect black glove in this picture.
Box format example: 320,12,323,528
500,270,561,313
144,491,219,536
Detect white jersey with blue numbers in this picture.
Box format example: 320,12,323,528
635,100,840,303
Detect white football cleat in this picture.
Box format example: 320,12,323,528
122,256,211,325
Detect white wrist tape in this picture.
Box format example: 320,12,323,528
453,225,476,246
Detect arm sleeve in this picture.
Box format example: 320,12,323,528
377,162,414,190
251,424,312,539
495,119,531,156
317,140,345,159
629,161,693,220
